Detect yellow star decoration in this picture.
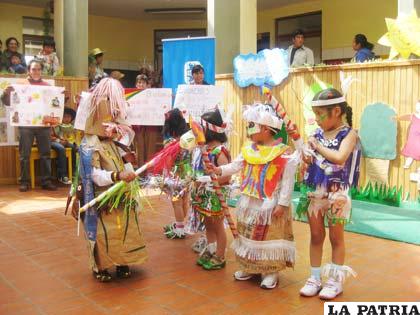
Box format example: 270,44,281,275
378,10,420,59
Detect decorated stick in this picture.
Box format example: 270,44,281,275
261,86,301,141
190,119,239,239
79,140,181,213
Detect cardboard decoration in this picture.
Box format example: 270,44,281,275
302,81,332,137
360,103,397,185
233,48,289,88
378,10,420,59
399,102,420,168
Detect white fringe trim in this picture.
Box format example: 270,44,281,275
236,195,277,226
231,235,296,263
322,263,357,283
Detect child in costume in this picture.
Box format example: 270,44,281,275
77,78,148,282
51,107,80,183
193,108,231,270
214,103,301,288
299,88,360,300
160,108,192,239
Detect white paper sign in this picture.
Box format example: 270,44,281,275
173,84,224,121
74,92,91,131
126,88,172,125
9,84,65,127
0,78,54,145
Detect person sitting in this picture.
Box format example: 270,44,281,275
288,29,315,67
1,37,26,71
8,53,26,74
36,37,60,76
51,107,79,185
352,34,375,63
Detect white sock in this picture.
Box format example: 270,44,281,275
310,266,321,281
207,242,216,254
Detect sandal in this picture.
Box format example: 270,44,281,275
196,250,213,266
116,265,131,278
93,269,112,282
202,255,226,270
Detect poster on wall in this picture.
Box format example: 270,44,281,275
0,78,54,145
162,37,215,93
125,88,172,125
9,84,65,127
173,84,224,121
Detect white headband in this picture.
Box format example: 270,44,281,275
312,96,346,107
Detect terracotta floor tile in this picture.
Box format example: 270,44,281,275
0,185,418,315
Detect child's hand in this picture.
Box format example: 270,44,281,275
119,170,136,183
286,122,300,140
122,152,137,164
4,86,15,96
302,154,313,164
308,136,319,150
272,205,288,218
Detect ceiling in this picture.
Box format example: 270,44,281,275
0,0,311,20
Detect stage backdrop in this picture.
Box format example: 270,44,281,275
163,37,215,94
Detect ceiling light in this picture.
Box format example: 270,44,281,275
144,8,206,14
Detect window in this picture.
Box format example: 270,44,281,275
22,17,54,63
275,12,322,64
154,29,206,72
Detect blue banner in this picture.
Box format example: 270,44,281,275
163,37,215,93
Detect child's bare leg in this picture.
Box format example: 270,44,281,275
172,199,185,223
214,217,226,258
308,213,326,267
181,192,190,218
204,217,217,246
328,223,345,265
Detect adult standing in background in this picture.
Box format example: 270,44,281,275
1,37,27,71
1,60,57,192
88,48,107,87
287,29,314,67
352,34,375,63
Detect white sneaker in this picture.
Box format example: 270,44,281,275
260,273,279,289
58,176,71,185
233,270,253,281
319,278,343,300
191,235,207,253
300,277,322,297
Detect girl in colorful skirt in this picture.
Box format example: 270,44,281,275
192,108,231,270
299,88,361,300
214,103,302,289
160,108,192,239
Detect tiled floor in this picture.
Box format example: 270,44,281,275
0,185,419,315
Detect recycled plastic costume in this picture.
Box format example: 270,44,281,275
78,78,147,282
219,104,301,280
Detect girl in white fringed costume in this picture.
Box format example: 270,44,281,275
214,103,302,289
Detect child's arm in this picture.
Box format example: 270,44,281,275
216,151,231,185
309,129,358,165
273,150,300,217
214,154,244,177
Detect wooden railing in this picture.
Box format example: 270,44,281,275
0,75,88,184
216,60,420,200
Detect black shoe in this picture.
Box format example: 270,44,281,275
93,269,112,282
116,265,131,278
42,182,57,191
19,183,29,192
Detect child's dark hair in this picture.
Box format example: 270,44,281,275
201,108,227,143
27,59,44,71
42,37,56,49
312,88,353,127
162,108,189,138
354,34,374,51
